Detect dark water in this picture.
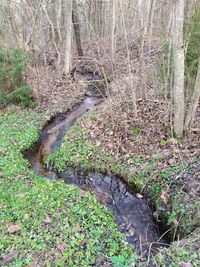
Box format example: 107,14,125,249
25,96,168,256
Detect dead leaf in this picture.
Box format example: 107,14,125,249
79,191,86,198
57,244,67,253
161,191,170,204
170,138,178,144
173,219,179,226
96,141,101,147
168,158,175,165
0,250,17,266
44,214,52,223
129,167,137,174
8,225,20,234
127,158,133,164
179,262,193,267
26,262,40,267
136,193,143,199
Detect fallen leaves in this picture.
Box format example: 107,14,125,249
0,250,17,266
79,190,87,198
8,225,20,234
57,244,67,254
43,214,52,223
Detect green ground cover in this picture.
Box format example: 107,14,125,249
0,108,135,267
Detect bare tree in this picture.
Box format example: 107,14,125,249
173,0,185,137
111,0,116,60
64,0,73,75
72,0,83,57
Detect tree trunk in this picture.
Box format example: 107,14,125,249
55,0,62,44
173,0,185,137
111,0,116,60
64,0,73,75
72,0,83,57
184,56,200,130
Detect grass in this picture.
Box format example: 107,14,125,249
48,113,200,266
0,109,135,266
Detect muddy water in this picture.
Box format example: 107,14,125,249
26,97,102,179
26,96,168,255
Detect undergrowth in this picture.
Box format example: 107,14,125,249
0,48,35,108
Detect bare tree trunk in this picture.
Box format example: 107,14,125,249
42,2,60,66
111,0,116,61
173,0,185,137
72,0,83,57
56,0,62,44
184,56,200,130
118,0,137,116
137,0,149,99
147,0,157,40
24,0,43,51
64,0,73,75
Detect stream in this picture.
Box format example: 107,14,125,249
25,93,169,256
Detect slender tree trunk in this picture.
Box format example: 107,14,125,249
173,0,185,137
184,56,200,130
147,0,157,40
72,0,83,57
111,0,116,61
55,0,62,44
137,0,148,99
64,0,73,75
43,3,60,65
118,0,137,116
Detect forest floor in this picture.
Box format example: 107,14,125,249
0,39,200,266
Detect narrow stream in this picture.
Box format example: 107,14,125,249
25,94,168,256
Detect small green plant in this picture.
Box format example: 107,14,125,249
131,124,141,135
6,85,35,108
111,253,137,267
160,139,168,146
89,114,97,122
133,155,144,166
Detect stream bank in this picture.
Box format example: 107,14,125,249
25,95,169,258
46,97,200,266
